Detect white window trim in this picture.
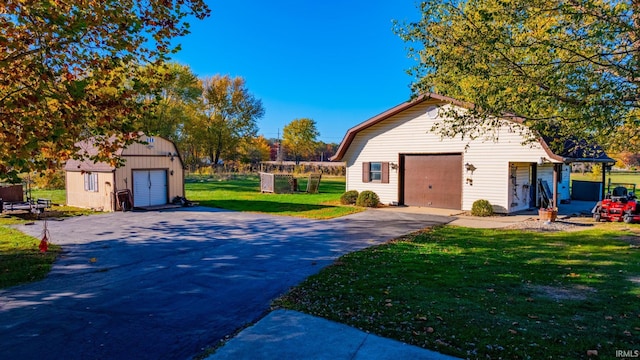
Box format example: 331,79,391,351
84,173,98,192
369,162,382,182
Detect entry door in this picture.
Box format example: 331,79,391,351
133,170,167,207
402,154,462,209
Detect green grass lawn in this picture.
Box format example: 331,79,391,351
572,171,640,187
185,175,363,219
0,188,93,289
0,225,61,288
275,225,640,359
28,188,66,204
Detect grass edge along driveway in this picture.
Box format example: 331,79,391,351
186,175,363,219
275,225,640,360
0,225,61,288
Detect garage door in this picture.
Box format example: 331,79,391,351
133,170,168,207
402,154,462,209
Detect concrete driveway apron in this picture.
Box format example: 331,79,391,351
0,207,452,359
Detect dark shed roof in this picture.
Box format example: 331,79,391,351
543,137,615,163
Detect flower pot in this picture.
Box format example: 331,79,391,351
538,209,558,222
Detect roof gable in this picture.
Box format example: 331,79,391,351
64,134,183,172
330,93,613,163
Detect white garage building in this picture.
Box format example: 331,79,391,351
331,93,613,213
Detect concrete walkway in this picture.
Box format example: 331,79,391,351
207,310,457,360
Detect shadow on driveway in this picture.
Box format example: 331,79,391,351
0,207,451,359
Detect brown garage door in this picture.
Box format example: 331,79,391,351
401,154,462,209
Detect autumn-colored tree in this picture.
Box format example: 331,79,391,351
195,75,265,166
396,0,640,153
314,141,339,162
0,0,209,181
282,118,320,164
239,136,271,165
137,63,202,143
610,152,640,169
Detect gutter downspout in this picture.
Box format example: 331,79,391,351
602,163,606,200
553,164,559,209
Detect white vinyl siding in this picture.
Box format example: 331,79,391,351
343,101,556,212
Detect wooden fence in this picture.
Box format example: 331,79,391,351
0,184,23,202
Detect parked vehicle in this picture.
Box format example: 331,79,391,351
592,183,640,223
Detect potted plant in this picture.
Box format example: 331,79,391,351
538,207,558,222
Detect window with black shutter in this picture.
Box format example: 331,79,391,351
362,162,389,183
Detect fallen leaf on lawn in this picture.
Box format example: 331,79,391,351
586,349,598,356
487,288,495,292
623,330,632,336
528,314,539,319
605,316,613,320
436,316,444,321
426,327,434,333
509,329,518,334
435,339,450,347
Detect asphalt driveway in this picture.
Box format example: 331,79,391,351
0,207,452,359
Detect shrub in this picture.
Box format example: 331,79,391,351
471,199,493,217
356,190,380,208
340,190,359,205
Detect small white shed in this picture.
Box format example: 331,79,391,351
65,135,185,211
331,93,613,214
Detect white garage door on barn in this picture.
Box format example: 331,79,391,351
133,170,168,207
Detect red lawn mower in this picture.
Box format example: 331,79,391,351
592,183,640,224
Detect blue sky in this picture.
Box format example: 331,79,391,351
171,1,421,143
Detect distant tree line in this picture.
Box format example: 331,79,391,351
138,63,339,172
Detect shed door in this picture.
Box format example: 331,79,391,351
402,154,462,209
133,170,167,207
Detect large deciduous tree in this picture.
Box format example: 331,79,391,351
137,62,202,143
396,0,640,152
282,118,319,164
196,75,264,166
0,0,209,181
